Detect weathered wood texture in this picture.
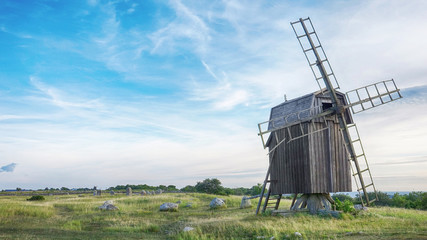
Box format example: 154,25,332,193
267,91,352,194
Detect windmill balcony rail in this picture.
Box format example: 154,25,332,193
257,106,334,149
258,105,328,135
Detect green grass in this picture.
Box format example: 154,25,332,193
0,193,426,239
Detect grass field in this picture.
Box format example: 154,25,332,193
0,193,426,239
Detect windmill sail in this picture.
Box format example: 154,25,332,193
290,17,378,206
345,79,402,114
291,17,340,92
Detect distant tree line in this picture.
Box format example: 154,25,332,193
107,178,262,196
332,191,427,210
179,178,262,196
107,184,179,192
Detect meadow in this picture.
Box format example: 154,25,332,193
0,193,426,239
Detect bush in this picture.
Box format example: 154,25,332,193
392,192,427,210
27,195,45,201
335,199,355,214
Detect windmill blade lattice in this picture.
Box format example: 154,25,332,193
290,17,380,206
291,17,340,92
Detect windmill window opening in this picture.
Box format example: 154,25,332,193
322,102,333,111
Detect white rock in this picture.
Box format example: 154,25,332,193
354,204,368,211
209,198,226,209
126,187,132,196
160,202,178,211
294,232,302,237
240,196,252,208
185,203,193,208
99,200,118,210
183,226,194,232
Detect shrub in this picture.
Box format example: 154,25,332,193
335,199,355,214
27,195,45,201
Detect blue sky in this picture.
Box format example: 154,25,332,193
0,0,426,191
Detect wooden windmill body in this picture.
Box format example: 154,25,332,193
255,18,402,215
267,91,353,195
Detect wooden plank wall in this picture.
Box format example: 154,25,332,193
268,121,351,194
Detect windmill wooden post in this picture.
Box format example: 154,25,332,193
255,17,402,215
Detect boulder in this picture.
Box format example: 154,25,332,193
99,200,119,210
209,198,226,209
155,189,163,194
183,226,194,232
126,187,132,196
354,204,368,211
110,190,115,195
240,196,252,208
185,203,193,208
160,202,178,212
317,209,341,218
176,200,182,204
140,190,146,195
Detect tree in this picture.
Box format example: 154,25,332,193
167,185,178,191
332,193,354,203
180,185,196,192
16,187,22,191
250,183,263,196
195,178,225,195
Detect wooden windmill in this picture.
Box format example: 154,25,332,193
255,17,402,215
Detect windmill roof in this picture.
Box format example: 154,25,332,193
268,92,315,130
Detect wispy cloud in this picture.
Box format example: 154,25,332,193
0,163,17,173
149,0,210,55
29,76,102,110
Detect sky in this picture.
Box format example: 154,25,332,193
0,0,426,191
